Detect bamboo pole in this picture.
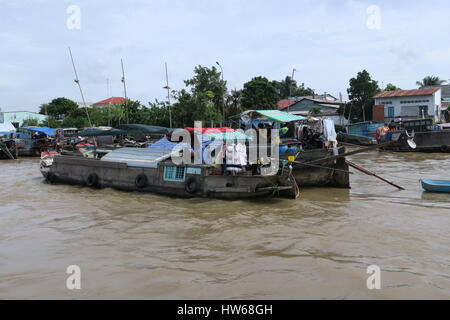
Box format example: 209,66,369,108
346,160,404,190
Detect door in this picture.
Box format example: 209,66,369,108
388,107,395,118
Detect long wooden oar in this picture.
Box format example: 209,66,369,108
292,161,353,174
305,141,394,166
346,160,404,190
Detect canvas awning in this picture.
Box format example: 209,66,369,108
255,110,307,122
66,124,173,137
0,122,16,134
241,110,307,123
203,131,253,141
26,126,55,136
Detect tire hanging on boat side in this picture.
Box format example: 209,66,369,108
46,172,56,184
135,174,148,189
185,176,200,194
86,173,99,188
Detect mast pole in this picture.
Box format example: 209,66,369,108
69,47,92,127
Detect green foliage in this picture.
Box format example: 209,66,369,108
272,76,315,99
170,89,221,128
22,118,40,127
241,76,280,110
184,65,227,116
38,66,317,128
41,116,60,128
225,89,243,117
39,97,79,120
347,70,381,122
309,107,322,116
384,83,401,91
61,116,90,129
416,76,446,88
144,100,172,127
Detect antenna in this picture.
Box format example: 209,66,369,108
69,47,92,127
120,58,129,124
164,62,173,128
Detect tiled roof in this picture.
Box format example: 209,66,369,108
93,97,127,105
277,100,297,110
374,88,440,99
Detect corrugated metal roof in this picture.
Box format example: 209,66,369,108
374,88,440,99
101,147,172,168
256,110,307,122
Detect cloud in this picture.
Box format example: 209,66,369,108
0,0,449,111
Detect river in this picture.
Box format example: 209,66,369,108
0,151,449,299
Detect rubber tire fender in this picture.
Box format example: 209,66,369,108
46,172,56,184
86,173,99,187
185,176,201,194
135,174,148,189
440,145,449,153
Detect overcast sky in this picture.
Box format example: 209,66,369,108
1,0,449,112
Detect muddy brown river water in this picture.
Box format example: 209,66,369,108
0,151,449,299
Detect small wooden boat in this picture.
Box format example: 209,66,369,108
420,179,450,193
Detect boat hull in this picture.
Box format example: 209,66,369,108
382,131,450,153
421,179,450,193
42,156,291,200
282,147,350,188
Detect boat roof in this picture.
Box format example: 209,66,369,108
22,126,55,136
203,131,253,141
101,147,173,168
241,110,307,123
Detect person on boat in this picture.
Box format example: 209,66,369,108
376,123,390,143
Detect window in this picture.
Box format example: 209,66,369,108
163,166,186,182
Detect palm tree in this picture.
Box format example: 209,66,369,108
416,76,447,88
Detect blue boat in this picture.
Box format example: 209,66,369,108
421,179,450,193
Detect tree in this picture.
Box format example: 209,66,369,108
416,76,446,88
170,89,221,128
144,100,172,127
347,70,381,122
384,83,401,91
39,97,79,120
225,89,243,117
184,65,227,117
309,107,322,116
22,118,40,127
273,76,315,99
241,76,280,110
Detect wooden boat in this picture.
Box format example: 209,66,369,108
40,148,296,200
420,179,450,193
0,139,18,159
14,127,56,156
281,147,350,188
379,119,450,153
337,132,377,146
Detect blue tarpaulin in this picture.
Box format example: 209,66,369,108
27,126,55,136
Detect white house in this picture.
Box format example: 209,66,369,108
373,88,442,123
